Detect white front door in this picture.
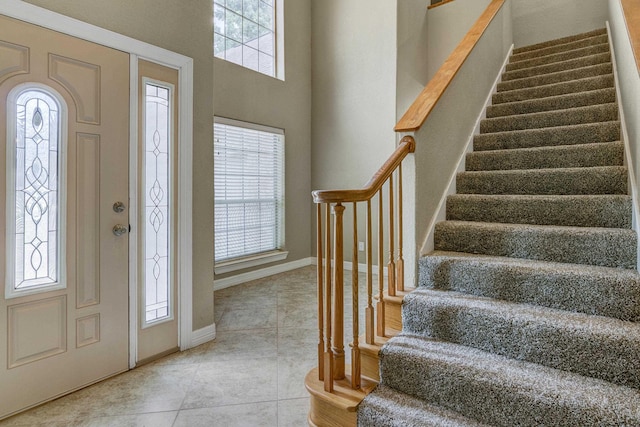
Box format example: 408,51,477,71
0,15,130,419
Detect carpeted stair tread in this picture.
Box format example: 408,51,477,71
446,194,631,228
434,220,637,268
473,121,620,151
486,88,616,118
402,289,640,388
358,384,489,427
502,51,611,82
510,33,609,63
506,43,609,72
497,62,612,92
493,74,614,104
465,141,623,171
418,251,640,321
480,103,617,133
378,334,640,427
456,166,627,195
512,28,606,55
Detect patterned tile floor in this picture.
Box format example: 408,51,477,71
0,266,344,427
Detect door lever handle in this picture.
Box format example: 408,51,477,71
112,224,128,236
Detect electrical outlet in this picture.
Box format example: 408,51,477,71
358,241,365,251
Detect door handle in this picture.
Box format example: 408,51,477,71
113,201,126,213
113,224,128,236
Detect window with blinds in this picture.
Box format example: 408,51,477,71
214,118,284,263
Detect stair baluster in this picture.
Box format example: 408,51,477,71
316,203,324,382
376,189,386,337
365,200,375,345
323,203,333,392
351,202,361,389
387,175,396,297
397,165,405,292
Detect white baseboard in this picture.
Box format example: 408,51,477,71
213,257,314,291
188,323,216,348
421,44,515,254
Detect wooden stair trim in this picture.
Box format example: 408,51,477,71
621,0,640,72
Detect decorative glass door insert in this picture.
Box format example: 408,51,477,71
6,86,65,297
142,80,172,326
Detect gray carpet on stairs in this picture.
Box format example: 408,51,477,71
358,27,640,426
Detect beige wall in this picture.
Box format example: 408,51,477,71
425,0,494,81
407,1,513,283
310,0,398,262
512,0,608,48
213,0,312,278
23,0,215,330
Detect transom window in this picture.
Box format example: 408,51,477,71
214,117,285,265
213,0,277,77
6,85,66,298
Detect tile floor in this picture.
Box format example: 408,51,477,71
0,266,354,427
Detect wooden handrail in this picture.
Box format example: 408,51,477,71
312,136,416,204
621,0,640,72
395,0,505,132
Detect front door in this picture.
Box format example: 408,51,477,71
0,15,129,419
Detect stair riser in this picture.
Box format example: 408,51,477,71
473,121,620,151
480,104,618,133
380,342,640,426
513,28,607,55
418,254,640,321
493,75,614,104
510,34,609,62
497,63,612,92
506,43,609,72
503,52,610,82
434,222,637,268
446,194,631,228
402,294,640,389
466,142,624,171
486,88,616,118
457,167,628,196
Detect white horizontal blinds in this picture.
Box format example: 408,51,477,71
214,119,284,262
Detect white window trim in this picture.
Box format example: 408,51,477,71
214,250,288,274
213,116,286,273
5,83,68,299
140,77,175,329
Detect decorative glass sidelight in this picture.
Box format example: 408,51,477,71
7,87,65,296
143,81,172,325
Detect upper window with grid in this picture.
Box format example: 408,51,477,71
214,0,277,77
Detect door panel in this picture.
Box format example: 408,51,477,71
0,15,129,419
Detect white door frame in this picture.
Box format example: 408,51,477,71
0,1,195,369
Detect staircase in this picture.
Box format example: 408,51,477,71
358,28,640,426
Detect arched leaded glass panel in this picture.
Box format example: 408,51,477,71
8,87,65,294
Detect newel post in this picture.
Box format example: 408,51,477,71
332,203,346,380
